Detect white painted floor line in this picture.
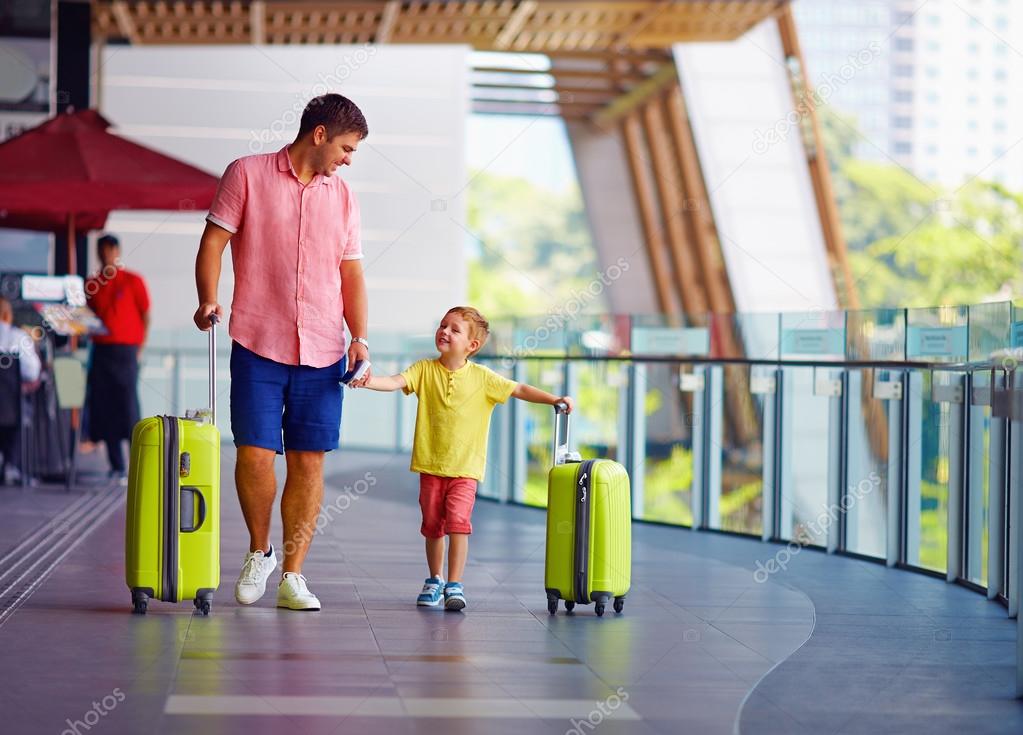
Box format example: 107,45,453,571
165,694,641,720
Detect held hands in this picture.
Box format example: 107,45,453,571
193,302,222,331
346,340,371,387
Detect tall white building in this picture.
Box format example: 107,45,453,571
911,0,1023,188
795,0,1023,190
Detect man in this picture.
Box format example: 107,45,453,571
0,297,41,483
85,235,150,482
194,94,370,611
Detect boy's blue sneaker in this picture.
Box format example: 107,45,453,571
444,582,466,611
417,577,444,607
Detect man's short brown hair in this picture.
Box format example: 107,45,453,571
445,306,489,356
297,94,368,142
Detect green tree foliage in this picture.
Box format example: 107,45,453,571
819,107,1023,308
465,169,602,317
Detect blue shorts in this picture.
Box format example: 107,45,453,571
229,341,345,454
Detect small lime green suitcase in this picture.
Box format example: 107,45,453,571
545,405,631,616
125,319,220,615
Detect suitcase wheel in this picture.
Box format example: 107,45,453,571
547,598,558,615
564,601,575,613
131,589,149,615
613,597,624,614
594,603,605,617
193,597,212,616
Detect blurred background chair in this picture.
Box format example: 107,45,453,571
0,354,28,488
52,355,86,490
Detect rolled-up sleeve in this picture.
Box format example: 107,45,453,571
207,159,246,234
342,188,363,261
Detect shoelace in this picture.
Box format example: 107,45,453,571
421,581,441,594
284,574,309,594
239,554,265,585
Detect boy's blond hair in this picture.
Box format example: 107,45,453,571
445,306,490,356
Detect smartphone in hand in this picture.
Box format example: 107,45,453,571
340,360,370,386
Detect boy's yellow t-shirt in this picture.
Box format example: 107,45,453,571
400,358,517,481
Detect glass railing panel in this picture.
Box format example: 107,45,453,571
713,363,766,535
634,361,696,526
965,369,992,587
573,356,626,467
843,367,895,559
779,310,845,362
906,305,969,363
339,355,407,452
630,313,711,359
720,312,782,361
471,357,514,501
138,351,175,422
969,301,1011,362
518,359,566,507
565,314,628,357
508,315,571,360
905,370,962,573
845,308,905,361
779,366,839,546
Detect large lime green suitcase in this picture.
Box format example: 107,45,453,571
125,318,220,615
545,404,631,616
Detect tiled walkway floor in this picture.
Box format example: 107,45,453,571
0,449,1018,734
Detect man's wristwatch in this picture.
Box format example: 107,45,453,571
351,337,369,349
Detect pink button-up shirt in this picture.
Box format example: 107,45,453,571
206,146,362,367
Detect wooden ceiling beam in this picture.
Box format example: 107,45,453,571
592,63,677,129
612,0,673,50
494,0,537,49
375,0,400,43
94,1,782,49
642,96,707,315
110,0,140,44
663,83,734,315
622,112,678,316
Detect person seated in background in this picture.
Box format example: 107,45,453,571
0,296,42,483
84,234,151,484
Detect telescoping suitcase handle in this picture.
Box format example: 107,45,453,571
208,314,218,424
553,401,571,467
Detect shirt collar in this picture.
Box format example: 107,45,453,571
277,145,325,187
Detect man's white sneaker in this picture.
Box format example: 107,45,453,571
277,572,321,611
234,547,278,605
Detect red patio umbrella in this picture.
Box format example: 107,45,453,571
0,108,219,275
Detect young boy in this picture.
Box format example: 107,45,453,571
361,306,572,611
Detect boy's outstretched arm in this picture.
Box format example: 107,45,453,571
362,374,408,392
512,383,574,413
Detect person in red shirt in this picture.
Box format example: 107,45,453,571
85,234,150,481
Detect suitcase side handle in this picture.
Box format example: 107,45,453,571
553,402,571,467
208,314,218,424
180,486,207,533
